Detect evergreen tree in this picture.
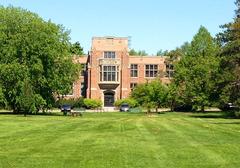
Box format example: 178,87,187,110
217,0,240,107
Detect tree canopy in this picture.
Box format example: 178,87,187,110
0,6,80,113
171,26,220,111
131,80,169,113
70,41,84,55
156,49,168,56
129,49,148,56
217,0,240,107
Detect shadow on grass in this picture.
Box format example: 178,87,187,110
123,111,167,115
188,111,240,119
0,111,64,117
212,121,240,124
190,114,225,119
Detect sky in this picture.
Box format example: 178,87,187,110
0,0,236,54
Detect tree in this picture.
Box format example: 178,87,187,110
0,85,6,108
129,49,148,56
131,80,169,113
148,80,169,112
165,42,190,62
129,49,138,55
114,98,138,108
156,49,169,56
16,79,36,116
172,26,220,111
164,42,190,79
0,6,80,113
70,41,84,55
137,50,148,56
217,0,240,108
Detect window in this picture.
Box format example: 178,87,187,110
130,64,138,77
100,65,119,82
80,64,86,76
104,51,116,58
166,63,174,78
145,64,158,77
80,82,86,97
130,83,137,91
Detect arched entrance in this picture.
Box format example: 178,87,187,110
104,91,115,107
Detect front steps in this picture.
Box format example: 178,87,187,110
103,106,118,112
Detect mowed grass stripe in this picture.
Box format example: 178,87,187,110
156,118,227,167
0,112,240,168
153,114,240,167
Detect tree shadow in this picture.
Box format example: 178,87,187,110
190,114,225,119
0,111,63,117
188,111,239,119
0,111,15,115
212,121,240,124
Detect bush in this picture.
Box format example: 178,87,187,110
74,97,85,108
55,97,84,108
129,107,143,113
114,98,138,108
55,98,102,109
34,94,47,112
83,99,102,109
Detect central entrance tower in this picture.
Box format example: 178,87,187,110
87,37,131,107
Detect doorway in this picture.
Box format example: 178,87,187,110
104,91,115,107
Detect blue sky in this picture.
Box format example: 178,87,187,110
1,0,236,54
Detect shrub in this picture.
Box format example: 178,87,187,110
55,98,75,108
34,94,47,112
74,97,85,108
83,99,102,109
129,107,143,113
55,97,84,108
114,98,138,108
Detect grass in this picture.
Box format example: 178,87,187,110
0,112,240,168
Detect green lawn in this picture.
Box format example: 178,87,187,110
0,112,240,168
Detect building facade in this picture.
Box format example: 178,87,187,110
69,36,173,107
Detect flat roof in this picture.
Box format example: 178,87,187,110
92,36,128,40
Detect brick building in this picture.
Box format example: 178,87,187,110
68,36,173,107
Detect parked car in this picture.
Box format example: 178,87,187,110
60,104,72,115
221,103,240,111
120,103,130,112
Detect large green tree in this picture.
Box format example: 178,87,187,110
172,26,220,111
0,6,80,113
217,0,240,107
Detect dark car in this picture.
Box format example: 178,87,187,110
221,103,240,111
120,103,130,112
60,104,72,115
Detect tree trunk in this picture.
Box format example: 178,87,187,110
147,108,151,114
201,105,205,112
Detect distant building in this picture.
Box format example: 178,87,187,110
68,36,173,107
